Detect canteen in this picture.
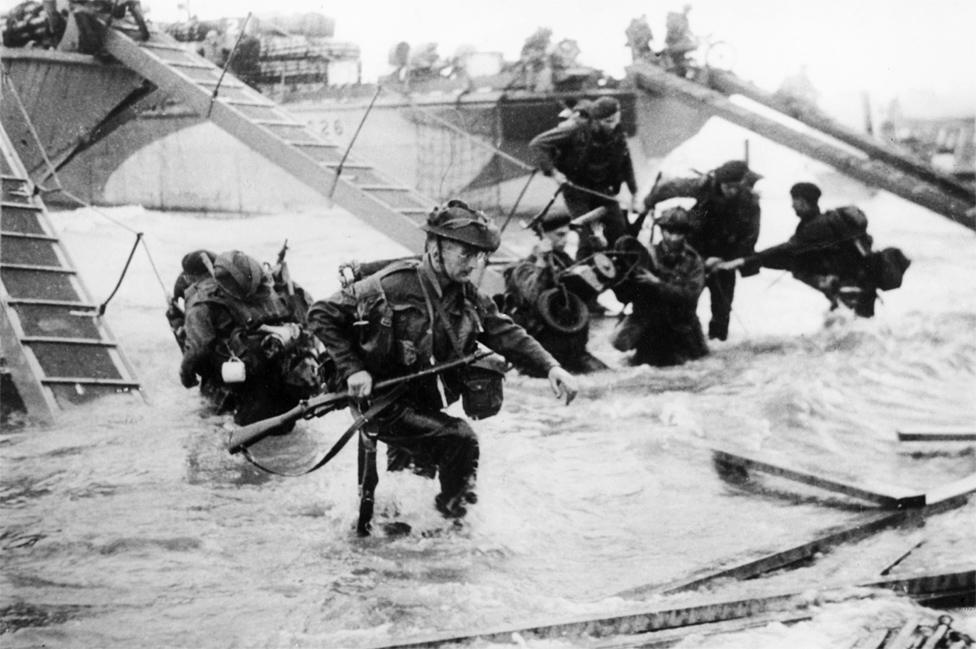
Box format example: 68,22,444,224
221,357,246,383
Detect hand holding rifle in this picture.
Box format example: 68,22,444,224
227,351,492,454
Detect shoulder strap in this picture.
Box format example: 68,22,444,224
416,270,466,359
240,385,406,477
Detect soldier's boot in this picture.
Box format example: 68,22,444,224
434,493,468,519
708,319,729,341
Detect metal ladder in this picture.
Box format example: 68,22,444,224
0,125,141,425
628,62,975,231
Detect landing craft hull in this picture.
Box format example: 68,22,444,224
1,48,709,215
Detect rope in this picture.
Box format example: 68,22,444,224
95,232,142,316
500,169,538,233
2,68,172,308
207,12,252,118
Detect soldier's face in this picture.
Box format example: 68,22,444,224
792,197,815,218
439,240,486,282
595,112,621,132
661,228,686,251
545,226,571,252
720,182,740,198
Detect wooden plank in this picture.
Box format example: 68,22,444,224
21,336,117,346
41,377,140,387
365,569,975,649
712,448,925,508
0,263,75,273
898,428,976,442
1,231,60,241
645,510,910,597
883,619,921,649
626,474,973,599
629,63,975,230
924,472,976,507
589,611,813,648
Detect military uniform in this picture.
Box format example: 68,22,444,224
529,104,637,260
611,235,708,367
180,251,319,425
308,257,559,515
498,243,605,375
742,206,876,316
644,161,761,340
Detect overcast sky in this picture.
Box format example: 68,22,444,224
7,0,974,118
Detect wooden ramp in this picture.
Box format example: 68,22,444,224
100,27,508,292
0,125,141,425
628,63,975,231
706,69,976,205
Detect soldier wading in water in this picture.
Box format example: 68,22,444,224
308,200,578,521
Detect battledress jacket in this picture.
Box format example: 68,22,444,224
742,208,872,280
529,121,637,196
645,175,761,259
307,259,559,413
180,278,296,380
614,238,705,330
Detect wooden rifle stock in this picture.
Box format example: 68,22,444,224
226,350,492,454
227,392,348,454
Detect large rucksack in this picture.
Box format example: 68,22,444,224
870,247,911,291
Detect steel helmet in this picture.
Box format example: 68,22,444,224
213,250,265,300
656,206,692,233
422,199,501,252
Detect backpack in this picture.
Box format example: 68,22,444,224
870,247,911,291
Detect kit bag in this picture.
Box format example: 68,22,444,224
871,247,911,291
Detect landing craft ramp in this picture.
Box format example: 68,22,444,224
98,26,510,291
628,63,976,231
706,69,976,204
0,125,141,425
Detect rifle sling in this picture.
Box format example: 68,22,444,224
241,384,406,477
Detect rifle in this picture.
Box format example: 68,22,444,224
273,239,294,296
628,171,662,237
522,183,565,234
227,349,492,454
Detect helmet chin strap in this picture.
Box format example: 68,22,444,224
426,240,446,275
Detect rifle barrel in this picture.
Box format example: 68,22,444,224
226,351,492,454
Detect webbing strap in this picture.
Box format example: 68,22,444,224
241,384,405,477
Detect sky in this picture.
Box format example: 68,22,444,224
5,0,975,119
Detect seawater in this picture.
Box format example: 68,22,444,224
2,168,975,647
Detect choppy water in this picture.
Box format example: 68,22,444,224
2,170,975,647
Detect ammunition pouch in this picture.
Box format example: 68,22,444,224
461,353,507,420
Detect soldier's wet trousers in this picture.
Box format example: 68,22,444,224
706,270,736,340
369,404,480,509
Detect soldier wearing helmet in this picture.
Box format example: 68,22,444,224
179,249,320,424
308,200,578,524
642,159,762,341
609,206,708,367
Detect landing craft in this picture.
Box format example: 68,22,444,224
1,9,975,648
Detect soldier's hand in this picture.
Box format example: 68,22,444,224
346,370,373,398
628,194,638,213
179,367,198,388
716,259,744,272
635,268,661,285
704,256,724,272
548,366,578,405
